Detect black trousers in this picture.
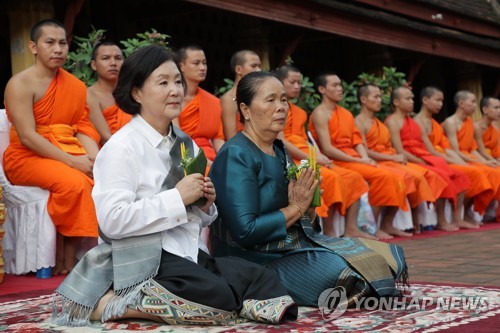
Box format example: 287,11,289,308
154,250,290,312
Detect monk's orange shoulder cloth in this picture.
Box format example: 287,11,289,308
482,125,500,158
283,103,309,151
457,117,477,154
365,118,396,155
428,119,450,153
102,104,132,134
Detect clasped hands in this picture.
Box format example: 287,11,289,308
175,173,216,213
288,167,320,216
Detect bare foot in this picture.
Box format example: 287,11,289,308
464,214,482,225
436,223,459,232
344,227,379,240
380,225,412,238
375,229,394,240
413,224,421,234
454,220,480,229
90,289,115,321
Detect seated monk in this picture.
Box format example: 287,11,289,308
309,73,410,239
386,87,474,230
3,19,99,274
221,50,261,140
355,84,448,233
87,41,131,145
275,65,369,238
475,96,500,163
415,87,496,220
175,45,225,165
442,90,500,221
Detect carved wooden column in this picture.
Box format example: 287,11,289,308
457,62,483,121
7,0,54,75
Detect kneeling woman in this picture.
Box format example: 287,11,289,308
53,46,297,326
210,71,408,307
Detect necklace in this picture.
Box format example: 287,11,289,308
242,130,276,157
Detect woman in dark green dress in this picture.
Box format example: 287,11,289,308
210,71,408,307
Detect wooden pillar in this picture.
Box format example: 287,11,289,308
7,0,54,75
457,62,483,121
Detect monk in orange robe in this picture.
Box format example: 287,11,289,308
221,50,261,140
415,87,495,218
355,84,448,233
443,91,500,221
87,41,130,145
176,46,225,163
386,87,475,231
310,73,410,239
275,66,369,238
475,96,500,162
3,20,99,274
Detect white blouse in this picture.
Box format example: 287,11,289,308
92,115,217,263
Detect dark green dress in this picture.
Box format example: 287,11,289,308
210,133,408,306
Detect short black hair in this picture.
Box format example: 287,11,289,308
236,71,279,124
357,83,380,103
273,65,300,83
175,44,204,64
420,86,442,102
230,50,258,75
314,71,337,90
453,90,473,109
114,45,183,115
480,96,497,113
390,86,410,109
30,19,66,43
92,40,123,61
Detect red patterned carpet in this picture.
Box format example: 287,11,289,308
0,281,499,332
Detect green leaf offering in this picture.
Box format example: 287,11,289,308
180,145,208,206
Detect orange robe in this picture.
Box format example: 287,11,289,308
102,104,132,134
179,88,224,161
309,105,407,210
456,117,500,203
4,68,98,237
482,124,500,159
365,118,447,207
283,103,367,217
392,115,470,206
428,119,494,214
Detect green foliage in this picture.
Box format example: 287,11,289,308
64,28,171,86
339,66,409,121
214,78,235,97
120,29,170,58
64,27,106,86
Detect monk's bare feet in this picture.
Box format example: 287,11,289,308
455,219,480,229
413,224,421,234
344,226,379,240
380,225,412,238
375,229,393,240
436,222,459,232
464,214,482,226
